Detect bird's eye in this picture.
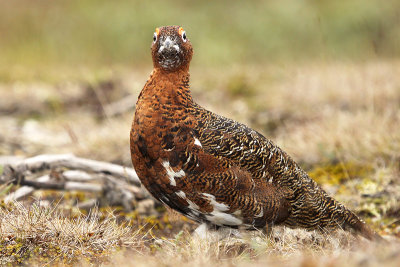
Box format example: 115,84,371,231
153,32,157,43
181,31,187,42
178,27,187,43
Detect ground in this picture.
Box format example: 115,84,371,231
1,61,400,266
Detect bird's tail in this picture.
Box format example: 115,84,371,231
283,188,384,242
343,209,384,242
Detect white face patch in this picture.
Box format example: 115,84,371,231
194,137,202,148
158,36,171,53
162,161,185,186
158,36,180,54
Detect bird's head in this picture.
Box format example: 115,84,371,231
151,25,193,72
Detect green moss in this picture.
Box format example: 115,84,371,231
64,191,88,202
143,216,164,230
0,200,15,211
308,161,373,186
0,184,13,198
0,236,112,266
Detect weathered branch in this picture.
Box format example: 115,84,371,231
62,170,100,182
1,154,151,211
4,174,51,203
16,179,103,192
1,153,140,186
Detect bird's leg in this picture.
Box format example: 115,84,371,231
263,223,273,240
193,223,210,239
193,223,221,240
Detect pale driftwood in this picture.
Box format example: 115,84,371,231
1,154,150,210
1,153,140,186
4,175,102,203
4,174,51,203
62,170,99,182
0,156,24,166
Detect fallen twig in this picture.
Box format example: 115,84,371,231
0,154,152,211
4,174,51,203
1,153,140,186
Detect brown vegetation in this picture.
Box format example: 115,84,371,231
1,61,400,265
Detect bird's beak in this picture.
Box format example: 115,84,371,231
158,36,180,54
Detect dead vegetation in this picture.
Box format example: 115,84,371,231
0,201,143,266
1,61,400,265
0,200,399,267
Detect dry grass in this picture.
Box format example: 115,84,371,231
1,61,400,265
1,200,399,267
0,201,143,265
271,62,400,164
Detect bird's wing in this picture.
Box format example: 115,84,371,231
156,125,291,227
192,108,292,183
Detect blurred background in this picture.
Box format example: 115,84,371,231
0,0,399,80
1,0,400,240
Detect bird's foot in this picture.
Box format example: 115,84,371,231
262,223,273,240
193,223,209,239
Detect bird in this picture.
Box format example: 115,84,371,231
130,25,382,241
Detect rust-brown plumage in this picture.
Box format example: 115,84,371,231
130,25,381,240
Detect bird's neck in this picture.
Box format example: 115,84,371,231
142,67,193,106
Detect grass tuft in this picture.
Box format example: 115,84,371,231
0,201,143,265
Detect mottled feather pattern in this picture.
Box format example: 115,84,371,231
130,25,382,241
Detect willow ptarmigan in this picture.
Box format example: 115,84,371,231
130,25,381,241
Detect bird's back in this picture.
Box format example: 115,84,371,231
189,104,350,229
